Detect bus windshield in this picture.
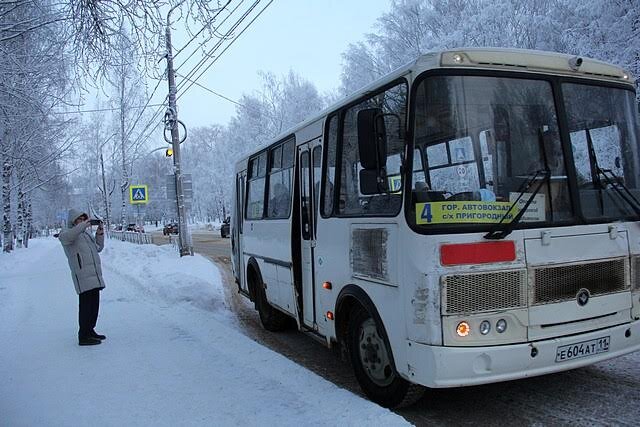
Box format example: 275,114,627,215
563,83,640,220
409,75,572,230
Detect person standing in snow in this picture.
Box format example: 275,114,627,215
58,209,107,346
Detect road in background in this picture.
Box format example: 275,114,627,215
152,229,640,426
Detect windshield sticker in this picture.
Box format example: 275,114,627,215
508,193,546,222
415,201,517,224
388,175,402,193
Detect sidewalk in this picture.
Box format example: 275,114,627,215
0,238,408,426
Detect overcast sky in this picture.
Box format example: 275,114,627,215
169,0,390,128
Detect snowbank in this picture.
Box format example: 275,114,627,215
0,238,409,426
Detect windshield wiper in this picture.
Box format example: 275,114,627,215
585,129,640,217
483,168,550,240
484,129,551,240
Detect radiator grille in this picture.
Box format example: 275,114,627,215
442,270,527,315
351,228,388,281
532,258,629,305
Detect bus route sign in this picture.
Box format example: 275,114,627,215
129,185,149,205
415,201,518,224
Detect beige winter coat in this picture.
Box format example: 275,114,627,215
58,209,105,294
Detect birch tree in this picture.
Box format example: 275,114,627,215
1,0,72,251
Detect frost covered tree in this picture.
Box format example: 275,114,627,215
226,70,324,151
340,0,638,95
2,0,232,77
104,30,149,228
560,0,640,100
1,0,73,251
180,71,324,220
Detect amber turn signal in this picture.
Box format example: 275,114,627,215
326,311,334,320
322,281,332,290
456,321,470,337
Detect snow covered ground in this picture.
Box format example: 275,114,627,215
0,237,408,426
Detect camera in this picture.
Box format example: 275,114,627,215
89,219,103,226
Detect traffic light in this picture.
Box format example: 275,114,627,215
165,148,173,157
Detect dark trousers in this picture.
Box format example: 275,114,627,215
78,288,100,338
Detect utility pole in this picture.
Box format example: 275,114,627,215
165,3,192,256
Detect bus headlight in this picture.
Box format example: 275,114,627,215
456,321,470,337
479,320,491,335
496,319,508,333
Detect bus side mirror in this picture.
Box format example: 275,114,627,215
358,108,388,195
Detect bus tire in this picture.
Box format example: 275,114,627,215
347,305,424,408
255,280,289,332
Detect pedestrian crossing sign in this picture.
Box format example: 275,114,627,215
129,185,149,204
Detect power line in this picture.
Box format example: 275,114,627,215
173,0,232,60
174,0,247,73
124,2,253,149
123,75,166,141
176,0,261,93
178,0,274,101
1,103,166,119
123,0,273,148
175,72,244,107
128,103,166,149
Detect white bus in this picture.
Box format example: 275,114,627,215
230,48,640,408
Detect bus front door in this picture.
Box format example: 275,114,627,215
233,171,247,293
298,144,319,328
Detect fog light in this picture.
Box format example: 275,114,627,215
453,53,464,63
479,320,491,335
456,321,470,337
496,319,507,333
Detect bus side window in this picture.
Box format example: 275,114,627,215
246,152,267,220
337,81,407,216
266,139,294,219
313,146,322,215
321,115,338,217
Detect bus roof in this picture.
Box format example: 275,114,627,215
235,47,635,169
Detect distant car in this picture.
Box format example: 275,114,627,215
126,223,145,233
220,217,230,238
163,223,179,235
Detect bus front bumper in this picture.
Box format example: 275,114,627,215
405,320,640,388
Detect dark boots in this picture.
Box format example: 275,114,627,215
78,330,106,346
78,335,101,346
91,330,106,340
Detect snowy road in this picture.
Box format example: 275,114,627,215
0,238,407,426
179,231,640,426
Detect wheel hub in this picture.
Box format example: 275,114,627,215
358,318,394,387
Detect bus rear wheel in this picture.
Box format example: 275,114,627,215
255,280,289,332
347,306,424,408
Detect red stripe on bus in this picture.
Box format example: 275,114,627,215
440,241,516,266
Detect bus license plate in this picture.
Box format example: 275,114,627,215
555,336,610,362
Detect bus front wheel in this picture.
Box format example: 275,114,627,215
347,306,424,408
